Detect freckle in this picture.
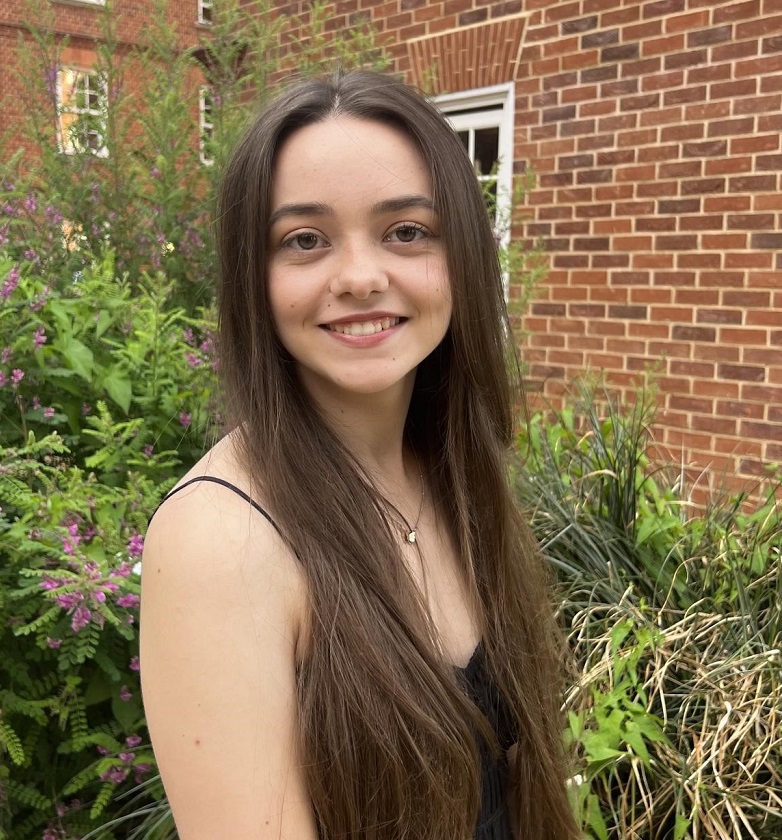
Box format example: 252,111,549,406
194,738,201,746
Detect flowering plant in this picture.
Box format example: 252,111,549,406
0,248,215,839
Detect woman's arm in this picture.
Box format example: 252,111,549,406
140,480,317,840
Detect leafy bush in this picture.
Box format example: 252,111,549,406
517,384,782,839
0,249,213,839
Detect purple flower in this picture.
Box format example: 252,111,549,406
54,593,80,609
113,562,132,578
11,369,24,386
24,248,37,261
0,372,6,388
30,285,50,312
46,637,62,649
93,590,106,603
0,225,8,247
127,533,144,558
1,267,19,300
45,205,64,225
126,733,142,747
97,746,110,756
1,346,12,364
43,407,55,419
32,396,41,409
33,326,46,349
119,685,132,702
55,802,69,817
44,66,57,97
99,766,129,784
185,352,202,368
117,593,140,609
179,411,192,428
150,166,161,179
134,764,151,784
40,575,61,590
71,606,91,633
143,444,154,457
129,655,140,672
182,327,195,345
23,194,37,214
81,402,91,415
119,751,136,763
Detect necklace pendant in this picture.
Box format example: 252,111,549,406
406,530,417,544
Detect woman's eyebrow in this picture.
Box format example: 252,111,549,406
268,202,331,227
269,195,435,228
371,195,435,215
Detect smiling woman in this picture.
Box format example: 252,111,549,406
139,70,579,840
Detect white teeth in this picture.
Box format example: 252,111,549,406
329,317,399,337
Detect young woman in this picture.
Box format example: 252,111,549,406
140,70,578,840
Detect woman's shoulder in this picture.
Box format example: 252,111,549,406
143,429,309,655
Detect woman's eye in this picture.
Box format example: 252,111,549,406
283,232,324,251
388,224,426,244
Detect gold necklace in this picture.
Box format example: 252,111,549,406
398,462,425,545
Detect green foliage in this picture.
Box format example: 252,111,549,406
517,382,782,838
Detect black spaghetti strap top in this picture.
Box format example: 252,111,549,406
152,476,515,839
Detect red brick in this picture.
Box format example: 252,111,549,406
666,10,710,32
719,364,767,382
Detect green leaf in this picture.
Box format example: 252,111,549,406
0,722,26,765
674,814,692,840
104,364,132,412
61,336,94,380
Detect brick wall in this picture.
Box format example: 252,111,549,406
0,0,205,154
279,0,782,498
515,0,782,497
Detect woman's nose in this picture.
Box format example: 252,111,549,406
329,241,389,299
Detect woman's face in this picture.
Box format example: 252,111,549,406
266,116,452,410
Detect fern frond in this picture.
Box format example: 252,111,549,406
0,720,25,765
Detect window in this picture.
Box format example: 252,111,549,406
198,0,213,24
57,68,107,156
199,87,214,165
436,84,515,251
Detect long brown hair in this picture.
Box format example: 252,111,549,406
216,70,577,839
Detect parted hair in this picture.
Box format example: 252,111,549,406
216,70,578,839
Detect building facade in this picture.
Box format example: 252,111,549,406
3,0,781,497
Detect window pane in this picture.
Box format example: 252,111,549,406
474,127,499,176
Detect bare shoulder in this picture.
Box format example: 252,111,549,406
140,434,315,839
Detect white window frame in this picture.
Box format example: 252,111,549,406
197,0,213,25
199,87,214,166
436,83,515,294
53,0,106,7
56,67,108,158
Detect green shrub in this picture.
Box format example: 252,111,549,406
517,384,782,839
0,248,214,839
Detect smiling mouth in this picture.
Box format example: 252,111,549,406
326,317,402,337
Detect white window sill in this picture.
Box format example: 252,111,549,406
52,0,106,7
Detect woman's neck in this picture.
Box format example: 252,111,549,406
306,379,415,483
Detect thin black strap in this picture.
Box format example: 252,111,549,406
150,475,284,539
